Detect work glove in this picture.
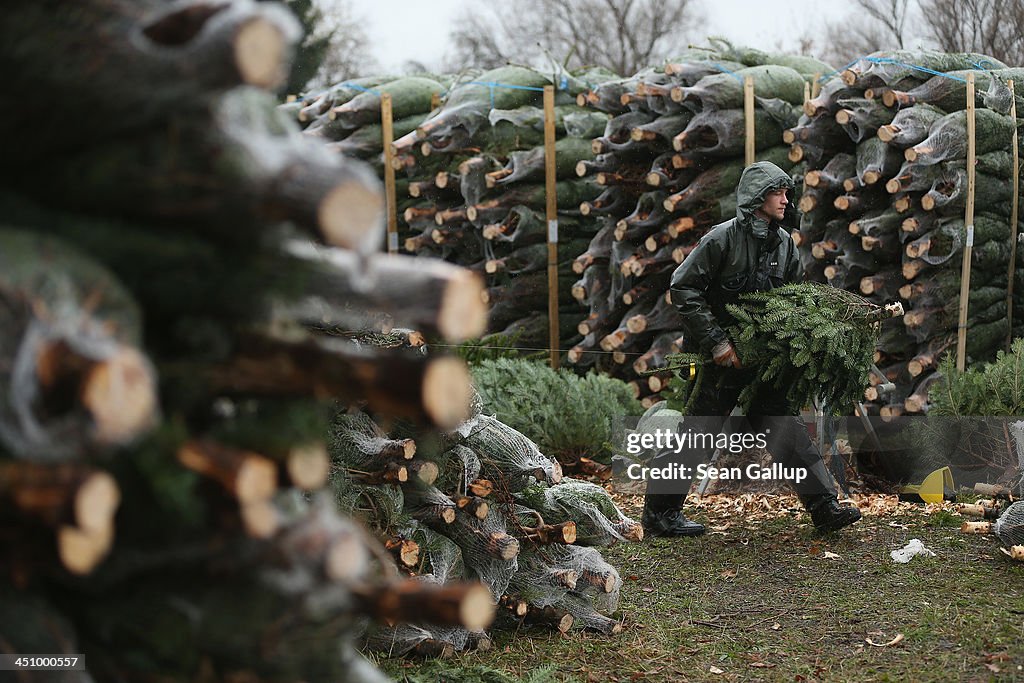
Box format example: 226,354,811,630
711,340,742,369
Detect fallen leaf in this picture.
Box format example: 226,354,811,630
866,633,905,647
750,662,776,669
641,586,654,593
709,666,724,675
771,623,781,630
808,545,821,556
720,568,737,579
985,664,1001,673
822,551,841,560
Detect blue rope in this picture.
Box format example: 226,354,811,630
817,57,864,83
710,62,743,83
465,80,549,109
299,81,380,102
464,81,547,92
862,56,969,82
346,83,381,94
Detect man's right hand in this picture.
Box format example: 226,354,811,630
711,340,742,368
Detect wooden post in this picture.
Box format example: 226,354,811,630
544,85,560,370
1008,79,1020,351
381,92,398,254
811,72,822,99
430,92,442,110
956,73,976,371
803,81,810,106
743,76,755,166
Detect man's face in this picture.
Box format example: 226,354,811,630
758,188,789,221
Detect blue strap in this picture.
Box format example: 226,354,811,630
710,62,743,83
345,83,381,94
863,56,969,82
465,80,548,109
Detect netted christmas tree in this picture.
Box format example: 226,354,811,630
328,393,641,655
662,282,903,414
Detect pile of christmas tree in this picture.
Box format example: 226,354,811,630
567,43,830,402
329,392,643,657
0,1,496,679
290,46,1024,417
287,64,618,353
290,42,831,406
790,51,1024,416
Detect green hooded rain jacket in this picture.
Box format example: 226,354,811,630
668,161,802,353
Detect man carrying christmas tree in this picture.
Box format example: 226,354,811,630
641,160,863,537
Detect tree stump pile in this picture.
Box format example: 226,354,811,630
0,1,493,680
289,63,623,352
568,46,833,403
292,47,1024,417
789,51,1024,416
330,401,642,656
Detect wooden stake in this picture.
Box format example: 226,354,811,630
811,72,822,99
544,85,560,370
956,73,976,371
743,76,755,166
381,92,398,253
1008,79,1020,351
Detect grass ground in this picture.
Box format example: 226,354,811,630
377,493,1024,683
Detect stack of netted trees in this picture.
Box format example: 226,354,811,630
329,396,642,657
0,1,496,680
295,47,1024,417
568,45,830,403
789,51,1024,416
288,64,621,351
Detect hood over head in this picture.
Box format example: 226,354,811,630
735,161,795,238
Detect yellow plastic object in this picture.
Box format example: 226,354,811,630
901,466,955,503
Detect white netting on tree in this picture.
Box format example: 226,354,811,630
334,477,406,532
517,478,643,545
330,410,411,469
457,414,562,491
436,505,519,600
433,444,482,495
401,483,457,527
994,501,1024,547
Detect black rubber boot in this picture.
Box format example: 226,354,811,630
805,496,862,533
642,496,706,537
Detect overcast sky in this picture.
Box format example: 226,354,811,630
349,0,876,73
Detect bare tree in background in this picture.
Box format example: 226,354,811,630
858,0,913,49
813,0,914,68
919,0,1024,65
286,0,376,92
445,0,702,77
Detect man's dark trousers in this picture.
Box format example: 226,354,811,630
645,365,839,512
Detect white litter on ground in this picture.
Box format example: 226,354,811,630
890,539,936,563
